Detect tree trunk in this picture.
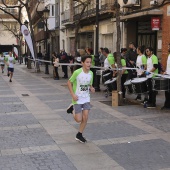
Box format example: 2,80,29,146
26,4,40,72
115,2,123,105
74,24,79,57
73,0,91,57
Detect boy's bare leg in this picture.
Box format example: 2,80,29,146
73,109,89,133
9,71,13,80
79,110,89,133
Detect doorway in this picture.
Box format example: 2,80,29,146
137,21,157,54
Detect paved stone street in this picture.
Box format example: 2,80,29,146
0,63,170,170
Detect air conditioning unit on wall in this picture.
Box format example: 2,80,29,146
150,0,158,6
121,0,139,7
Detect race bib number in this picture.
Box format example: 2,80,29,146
80,85,88,92
9,60,13,63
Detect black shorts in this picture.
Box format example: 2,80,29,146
8,67,14,72
0,64,4,66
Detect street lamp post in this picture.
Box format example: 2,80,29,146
94,0,100,91
43,7,50,74
19,32,23,64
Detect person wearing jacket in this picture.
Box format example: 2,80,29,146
52,52,59,80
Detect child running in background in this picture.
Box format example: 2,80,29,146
0,53,5,73
67,55,95,143
5,51,15,82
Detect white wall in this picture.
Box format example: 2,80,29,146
99,19,117,53
59,0,70,52
45,0,56,30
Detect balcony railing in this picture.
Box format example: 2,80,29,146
100,3,114,12
34,30,49,42
73,1,114,21
61,9,73,25
73,4,96,21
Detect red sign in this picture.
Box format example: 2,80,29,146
151,17,160,31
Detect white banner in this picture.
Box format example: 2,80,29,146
13,47,18,58
21,25,35,59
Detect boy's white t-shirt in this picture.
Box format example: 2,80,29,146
69,68,93,104
8,56,15,68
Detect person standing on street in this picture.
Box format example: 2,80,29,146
0,53,5,73
103,48,116,76
99,47,106,67
145,47,158,108
161,43,170,110
67,55,95,143
5,51,15,82
135,46,147,102
126,42,137,79
37,50,43,65
52,52,60,80
60,49,68,78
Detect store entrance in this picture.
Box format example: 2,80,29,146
137,21,157,54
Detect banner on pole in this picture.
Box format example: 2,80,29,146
13,47,18,58
21,25,35,59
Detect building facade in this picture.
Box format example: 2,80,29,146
60,0,117,55
28,0,170,68
29,0,60,57
119,0,169,68
0,0,20,52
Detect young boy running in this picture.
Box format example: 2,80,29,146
5,51,15,82
0,53,5,73
67,55,95,143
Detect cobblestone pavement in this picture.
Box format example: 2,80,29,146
0,63,170,170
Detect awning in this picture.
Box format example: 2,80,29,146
111,9,163,22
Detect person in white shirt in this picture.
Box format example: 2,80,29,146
52,52,59,80
136,46,148,102
161,43,170,110
0,53,5,73
5,51,15,82
145,47,158,109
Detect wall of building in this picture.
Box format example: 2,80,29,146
99,19,116,53
161,4,170,69
126,21,137,46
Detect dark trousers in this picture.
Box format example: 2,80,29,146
54,67,59,79
90,68,100,90
121,74,128,98
164,91,170,108
127,70,137,80
62,65,68,78
147,79,157,105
